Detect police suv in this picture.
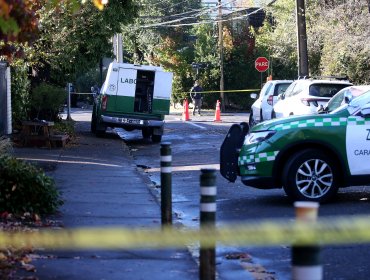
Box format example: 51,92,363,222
220,89,370,202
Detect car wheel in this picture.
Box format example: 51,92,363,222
91,114,97,133
95,123,106,137
142,128,152,139
271,110,276,119
151,134,162,143
249,111,257,128
282,149,340,203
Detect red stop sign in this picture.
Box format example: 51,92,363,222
255,57,269,72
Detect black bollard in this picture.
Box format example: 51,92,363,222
292,201,322,280
160,142,172,226
199,169,216,280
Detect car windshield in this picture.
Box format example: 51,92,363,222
330,90,370,114
326,90,346,112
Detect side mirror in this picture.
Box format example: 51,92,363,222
250,93,257,99
360,104,370,117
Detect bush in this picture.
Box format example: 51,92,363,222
0,156,63,215
53,120,75,138
30,83,67,121
0,136,12,155
11,61,31,127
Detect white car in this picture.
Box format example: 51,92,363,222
249,80,292,127
272,78,352,119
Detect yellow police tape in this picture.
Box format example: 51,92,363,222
1,215,370,250
181,89,260,95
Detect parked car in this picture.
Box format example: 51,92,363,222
220,89,370,203
271,78,352,119
249,80,293,127
317,85,370,114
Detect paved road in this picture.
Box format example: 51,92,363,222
118,109,370,280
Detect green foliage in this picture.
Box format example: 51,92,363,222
29,83,66,121
11,60,31,126
256,0,369,83
309,1,370,83
0,136,12,155
0,0,39,59
32,0,139,85
0,155,63,215
53,120,75,138
254,0,298,79
224,92,256,112
75,67,107,93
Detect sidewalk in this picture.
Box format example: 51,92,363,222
12,110,198,280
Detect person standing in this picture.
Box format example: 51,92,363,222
190,80,203,115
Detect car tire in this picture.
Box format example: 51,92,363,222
282,149,340,203
249,111,257,128
151,134,162,143
91,114,97,133
142,128,152,139
95,123,106,137
271,110,276,119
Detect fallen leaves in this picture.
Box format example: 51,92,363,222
0,212,63,279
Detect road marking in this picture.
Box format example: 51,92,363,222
183,121,207,130
144,163,219,172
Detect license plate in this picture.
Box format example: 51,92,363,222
119,118,141,124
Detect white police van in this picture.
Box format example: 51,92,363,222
91,63,173,142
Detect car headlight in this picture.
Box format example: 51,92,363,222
244,131,276,145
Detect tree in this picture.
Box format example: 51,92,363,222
254,0,370,83
254,0,298,79
0,0,111,60
0,0,40,60
29,0,138,85
121,0,203,103
308,0,370,83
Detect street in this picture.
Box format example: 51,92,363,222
116,110,370,280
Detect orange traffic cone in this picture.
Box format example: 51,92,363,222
182,99,190,121
214,100,222,122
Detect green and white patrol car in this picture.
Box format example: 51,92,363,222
220,89,370,202
91,62,173,142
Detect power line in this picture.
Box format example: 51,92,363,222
137,0,278,29
138,0,239,29
140,5,268,28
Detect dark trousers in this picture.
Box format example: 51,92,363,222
192,99,202,115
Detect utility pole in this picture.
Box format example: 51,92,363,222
296,0,309,77
218,0,225,112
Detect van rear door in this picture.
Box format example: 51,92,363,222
153,71,173,115
115,67,137,113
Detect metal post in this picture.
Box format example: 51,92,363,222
67,83,72,121
292,201,322,280
218,0,225,112
6,66,12,134
160,142,172,226
199,169,216,280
